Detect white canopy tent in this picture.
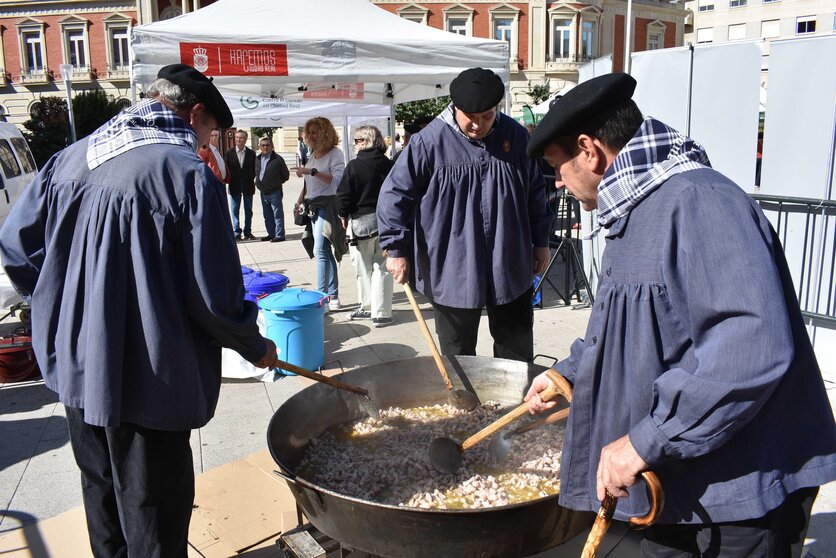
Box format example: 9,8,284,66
130,0,510,131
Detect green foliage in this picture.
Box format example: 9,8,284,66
252,127,279,142
526,82,552,105
22,96,69,168
72,90,124,140
395,97,450,125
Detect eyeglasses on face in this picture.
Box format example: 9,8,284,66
353,138,365,144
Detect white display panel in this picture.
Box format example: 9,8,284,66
760,35,836,200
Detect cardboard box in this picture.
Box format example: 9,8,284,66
0,450,299,558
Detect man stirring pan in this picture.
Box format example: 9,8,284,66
377,68,552,362
524,72,836,557
0,64,277,557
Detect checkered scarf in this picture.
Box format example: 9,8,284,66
595,117,710,233
87,99,197,170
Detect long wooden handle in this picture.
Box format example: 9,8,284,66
461,370,572,451
273,358,370,397
403,283,453,390
580,471,664,558
512,407,570,436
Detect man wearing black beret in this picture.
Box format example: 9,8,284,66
525,73,835,556
0,64,278,556
378,68,552,362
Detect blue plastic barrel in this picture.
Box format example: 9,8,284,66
532,275,542,307
258,288,330,375
244,271,289,303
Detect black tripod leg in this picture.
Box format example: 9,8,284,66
568,239,595,305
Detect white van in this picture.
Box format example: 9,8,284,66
0,122,38,227
0,122,37,310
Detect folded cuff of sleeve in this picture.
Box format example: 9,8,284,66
629,416,672,467
239,336,268,365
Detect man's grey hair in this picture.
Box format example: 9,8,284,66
145,78,199,112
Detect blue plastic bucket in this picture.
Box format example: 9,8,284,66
532,275,542,307
258,288,330,375
244,271,289,303
241,265,254,276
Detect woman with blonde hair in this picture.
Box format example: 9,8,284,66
294,117,346,310
336,125,394,326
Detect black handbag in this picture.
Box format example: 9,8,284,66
294,202,309,227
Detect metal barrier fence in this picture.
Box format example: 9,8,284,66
752,193,836,329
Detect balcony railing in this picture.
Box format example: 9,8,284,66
19,67,51,85
106,63,130,81
65,65,94,82
752,193,836,329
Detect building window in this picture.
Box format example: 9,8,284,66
698,0,714,12
646,21,667,51
729,0,747,7
111,28,129,68
728,23,747,40
104,14,133,79
489,4,520,64
696,27,714,44
761,19,780,38
22,31,45,73
447,17,467,35
580,21,595,60
763,0,779,4
796,16,816,34
397,4,429,25
0,105,6,122
553,19,572,60
494,18,512,43
444,4,474,36
67,30,87,67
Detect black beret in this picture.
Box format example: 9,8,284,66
527,73,637,159
157,63,233,128
449,68,505,113
403,123,421,135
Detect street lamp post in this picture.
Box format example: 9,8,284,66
58,64,77,144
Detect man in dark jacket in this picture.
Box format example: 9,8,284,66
255,137,290,242
224,130,256,240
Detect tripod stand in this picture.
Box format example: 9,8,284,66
533,184,594,308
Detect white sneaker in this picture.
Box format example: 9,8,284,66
328,298,341,312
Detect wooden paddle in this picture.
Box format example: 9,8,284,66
429,370,573,474
403,282,480,411
272,358,378,418
580,470,665,558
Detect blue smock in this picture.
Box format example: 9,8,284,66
557,168,836,523
0,138,265,431
377,112,551,308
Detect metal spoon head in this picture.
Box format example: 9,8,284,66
448,388,480,411
358,394,380,419
487,431,513,462
428,437,463,474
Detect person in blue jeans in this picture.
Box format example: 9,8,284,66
224,130,256,240
294,117,346,311
255,137,290,242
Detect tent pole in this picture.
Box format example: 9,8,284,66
342,117,351,163
389,95,396,153
505,82,511,115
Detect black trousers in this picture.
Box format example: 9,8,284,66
641,487,819,558
431,289,534,362
65,406,195,558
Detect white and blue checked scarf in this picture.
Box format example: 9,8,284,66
594,117,710,235
87,99,197,170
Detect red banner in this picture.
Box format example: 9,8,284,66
179,43,288,76
303,83,365,100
